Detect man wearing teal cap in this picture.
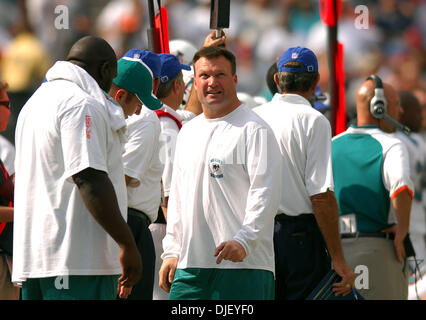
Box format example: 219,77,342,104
109,57,162,118
109,56,164,300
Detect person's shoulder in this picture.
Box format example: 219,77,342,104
130,107,160,123
40,81,105,115
178,112,204,132
362,129,405,154
237,104,276,134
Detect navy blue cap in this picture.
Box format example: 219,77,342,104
278,47,318,73
158,53,191,83
123,49,161,78
313,86,330,112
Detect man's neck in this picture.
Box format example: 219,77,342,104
160,96,180,111
203,100,241,119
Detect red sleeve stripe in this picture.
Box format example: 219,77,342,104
391,185,414,200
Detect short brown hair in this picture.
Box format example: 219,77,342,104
192,46,237,75
276,62,319,93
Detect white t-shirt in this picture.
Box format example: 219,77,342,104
254,93,334,216
13,62,127,282
123,106,163,222
162,104,282,273
158,105,195,198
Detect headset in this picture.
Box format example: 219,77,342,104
367,75,410,135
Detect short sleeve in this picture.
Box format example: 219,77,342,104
305,115,334,196
123,118,157,182
382,141,414,198
60,102,108,181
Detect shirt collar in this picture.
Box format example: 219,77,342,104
159,104,181,120
273,93,311,106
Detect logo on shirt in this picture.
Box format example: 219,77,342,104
85,115,91,139
209,158,223,179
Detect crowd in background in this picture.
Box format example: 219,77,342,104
0,0,425,142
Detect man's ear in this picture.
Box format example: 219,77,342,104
173,78,181,94
153,78,160,95
113,88,126,102
273,73,280,87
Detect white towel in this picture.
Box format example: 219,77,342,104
45,61,127,143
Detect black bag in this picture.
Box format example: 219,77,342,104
0,222,13,256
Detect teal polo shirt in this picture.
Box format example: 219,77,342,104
332,125,412,233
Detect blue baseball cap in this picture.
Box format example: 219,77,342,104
158,53,191,83
123,49,161,78
313,86,330,112
278,47,318,73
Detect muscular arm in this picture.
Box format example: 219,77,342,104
311,189,343,261
311,189,355,294
72,167,141,287
382,189,412,262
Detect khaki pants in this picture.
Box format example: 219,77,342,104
342,237,409,300
0,255,20,300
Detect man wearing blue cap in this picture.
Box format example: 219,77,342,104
123,49,162,96
155,53,191,217
109,56,164,300
254,46,354,300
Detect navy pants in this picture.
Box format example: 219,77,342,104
122,208,156,300
273,214,331,300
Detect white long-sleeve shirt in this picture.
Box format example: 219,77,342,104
162,104,282,273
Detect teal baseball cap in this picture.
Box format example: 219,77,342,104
113,57,163,110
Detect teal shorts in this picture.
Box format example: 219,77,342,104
169,268,274,300
22,275,120,300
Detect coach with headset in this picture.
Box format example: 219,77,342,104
332,76,414,299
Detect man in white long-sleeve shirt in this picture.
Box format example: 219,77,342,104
159,46,282,300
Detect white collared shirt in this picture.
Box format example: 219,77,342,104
123,106,164,222
254,93,334,216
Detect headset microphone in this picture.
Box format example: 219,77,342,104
382,114,411,135
366,75,411,135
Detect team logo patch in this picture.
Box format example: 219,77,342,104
292,53,298,59
209,158,223,178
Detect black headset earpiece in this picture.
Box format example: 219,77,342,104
367,75,387,119
366,75,411,135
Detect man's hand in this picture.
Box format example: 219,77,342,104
331,259,356,296
382,224,406,262
118,244,142,289
202,30,226,48
117,285,133,299
159,257,178,293
214,240,246,264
